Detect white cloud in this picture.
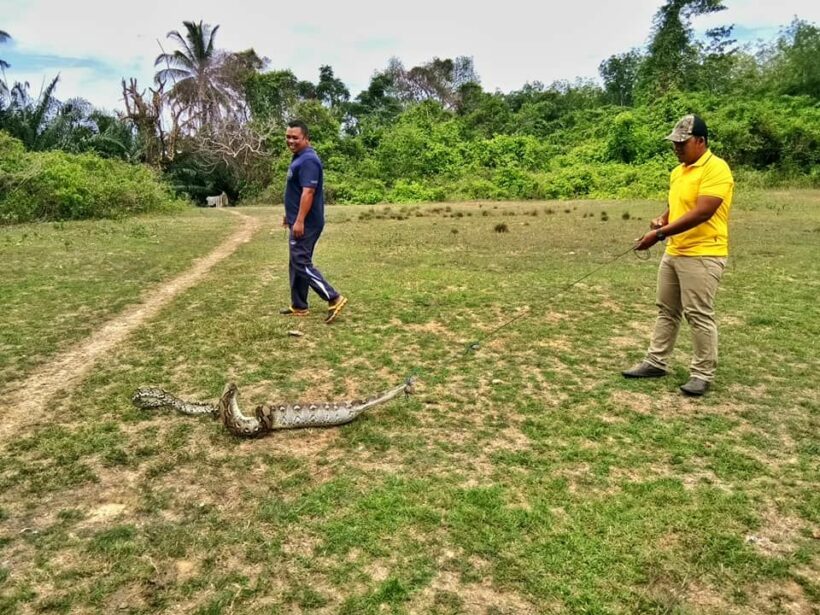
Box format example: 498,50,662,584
2,0,818,109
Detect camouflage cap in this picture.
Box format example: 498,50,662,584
665,114,708,142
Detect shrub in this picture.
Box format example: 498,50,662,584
451,176,505,200
1,133,185,224
329,177,387,205
387,180,446,203
493,166,540,199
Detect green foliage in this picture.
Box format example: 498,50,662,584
316,64,350,112
3,13,817,212
243,17,817,206
388,180,446,203
1,76,62,149
327,176,387,205
293,100,342,145
599,50,642,106
346,71,403,130
708,96,820,174
605,111,653,164
765,19,820,97
245,69,304,124
635,0,728,101
0,132,185,224
163,151,239,204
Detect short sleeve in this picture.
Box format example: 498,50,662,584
299,159,321,189
699,160,733,201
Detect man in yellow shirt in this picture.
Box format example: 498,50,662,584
623,114,734,396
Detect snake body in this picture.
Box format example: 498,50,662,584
132,378,415,438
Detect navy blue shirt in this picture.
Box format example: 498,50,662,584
284,147,324,230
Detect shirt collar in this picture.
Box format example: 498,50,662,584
687,149,713,168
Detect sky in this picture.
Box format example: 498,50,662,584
1,0,817,113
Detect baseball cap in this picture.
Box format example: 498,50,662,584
665,114,708,142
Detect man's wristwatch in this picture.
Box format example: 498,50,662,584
655,229,667,241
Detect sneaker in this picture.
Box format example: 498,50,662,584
279,307,309,316
621,361,667,378
680,377,710,396
325,296,348,324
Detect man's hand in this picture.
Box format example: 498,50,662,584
634,230,660,251
292,219,305,238
650,210,669,230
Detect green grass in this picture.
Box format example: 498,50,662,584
0,209,239,385
0,191,818,614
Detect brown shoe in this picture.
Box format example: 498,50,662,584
680,377,710,396
279,307,309,316
325,296,348,324
621,362,667,378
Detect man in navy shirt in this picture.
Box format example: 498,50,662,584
280,120,347,323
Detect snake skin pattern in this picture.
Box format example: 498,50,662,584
132,378,415,438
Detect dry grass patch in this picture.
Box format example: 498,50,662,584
745,505,812,559
742,580,815,615
643,578,732,614
407,570,540,614
609,389,657,414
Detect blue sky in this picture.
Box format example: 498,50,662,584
1,0,817,112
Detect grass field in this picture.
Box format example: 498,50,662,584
1,191,818,614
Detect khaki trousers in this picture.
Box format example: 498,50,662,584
645,254,727,382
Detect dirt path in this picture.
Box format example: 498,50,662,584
0,209,262,445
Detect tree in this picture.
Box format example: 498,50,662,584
217,48,267,119
84,110,142,161
635,0,727,100
316,65,350,111
388,56,480,109
458,89,513,138
154,20,228,129
1,75,61,150
0,30,9,70
766,19,820,97
0,30,10,97
347,70,403,132
599,50,642,106
693,25,737,94
121,77,182,167
36,97,96,151
245,69,304,124
151,20,273,197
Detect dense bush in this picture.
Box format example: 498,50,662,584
0,132,186,224
308,91,819,205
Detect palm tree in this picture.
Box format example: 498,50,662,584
1,30,11,97
2,75,61,149
154,21,228,129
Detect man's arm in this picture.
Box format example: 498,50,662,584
635,196,722,250
291,187,316,238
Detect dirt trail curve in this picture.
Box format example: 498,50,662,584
0,209,262,445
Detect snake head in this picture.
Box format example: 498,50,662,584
217,382,238,416
403,376,416,396
221,382,239,397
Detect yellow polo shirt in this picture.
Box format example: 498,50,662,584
667,150,734,256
